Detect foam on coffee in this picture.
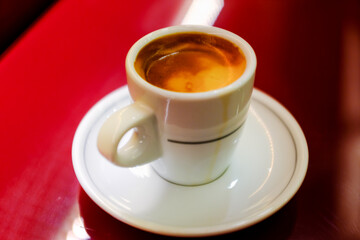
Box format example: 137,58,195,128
134,32,246,93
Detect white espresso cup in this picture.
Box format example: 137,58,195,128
97,25,256,185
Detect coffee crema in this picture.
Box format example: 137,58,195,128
134,32,246,93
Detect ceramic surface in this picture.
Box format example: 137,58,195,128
72,86,308,237
98,25,256,185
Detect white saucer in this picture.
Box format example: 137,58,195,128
72,86,308,237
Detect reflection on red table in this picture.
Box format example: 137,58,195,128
0,0,359,239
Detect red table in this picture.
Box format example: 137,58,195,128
1,0,359,239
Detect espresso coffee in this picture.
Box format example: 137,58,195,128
134,32,246,93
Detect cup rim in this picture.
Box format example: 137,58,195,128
125,25,257,100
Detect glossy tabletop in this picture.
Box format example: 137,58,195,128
0,0,359,239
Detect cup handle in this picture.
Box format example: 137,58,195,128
97,102,161,167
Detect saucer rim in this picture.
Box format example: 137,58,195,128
72,86,308,237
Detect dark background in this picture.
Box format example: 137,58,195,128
0,0,56,55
